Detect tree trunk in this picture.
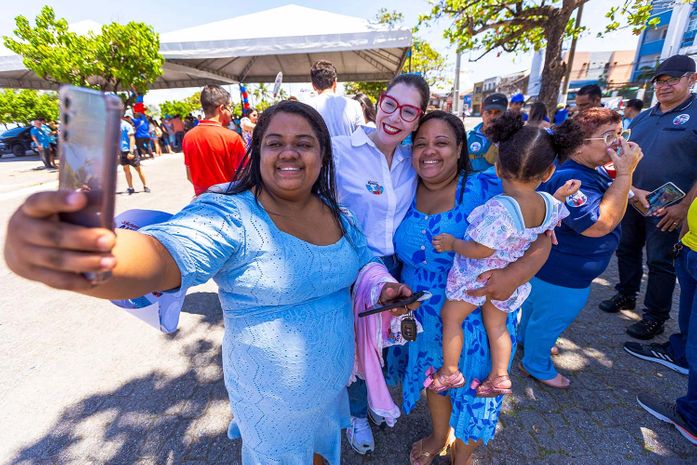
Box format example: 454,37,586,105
538,8,575,117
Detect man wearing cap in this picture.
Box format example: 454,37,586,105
509,92,528,121
468,93,507,172
600,55,697,341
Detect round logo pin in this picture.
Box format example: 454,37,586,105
470,142,481,152
673,114,690,125
365,180,384,195
566,190,588,208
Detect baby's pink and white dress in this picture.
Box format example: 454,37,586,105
446,192,568,312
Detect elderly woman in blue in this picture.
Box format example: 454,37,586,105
519,108,643,388
332,73,430,455
395,112,553,465
4,101,418,465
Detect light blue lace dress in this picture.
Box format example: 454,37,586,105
141,190,374,465
390,170,519,445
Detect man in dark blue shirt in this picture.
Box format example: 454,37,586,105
600,55,697,340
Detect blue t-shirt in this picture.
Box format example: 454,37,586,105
537,160,621,289
629,94,697,193
133,115,150,139
554,108,569,125
30,126,51,146
467,123,496,173
120,120,134,152
41,125,56,144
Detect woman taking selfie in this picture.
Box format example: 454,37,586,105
3,101,417,465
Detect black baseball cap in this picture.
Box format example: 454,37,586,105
654,55,696,80
483,93,508,112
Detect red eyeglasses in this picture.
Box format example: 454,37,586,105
378,93,422,122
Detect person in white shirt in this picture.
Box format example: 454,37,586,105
332,73,430,456
306,60,365,137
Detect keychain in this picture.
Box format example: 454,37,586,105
401,307,417,342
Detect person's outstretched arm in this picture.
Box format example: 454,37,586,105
5,191,181,299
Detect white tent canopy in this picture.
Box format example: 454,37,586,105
0,4,412,90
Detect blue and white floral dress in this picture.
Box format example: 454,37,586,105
389,169,519,444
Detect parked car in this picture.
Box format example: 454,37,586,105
0,126,37,158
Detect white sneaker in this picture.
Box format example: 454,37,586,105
346,416,375,455
368,409,387,428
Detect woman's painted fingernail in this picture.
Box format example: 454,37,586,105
100,256,116,270
96,235,113,251
67,192,81,206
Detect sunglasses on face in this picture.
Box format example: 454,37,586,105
378,93,422,122
584,129,631,146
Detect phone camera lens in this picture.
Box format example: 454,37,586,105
63,130,69,142
63,113,70,126
64,97,71,109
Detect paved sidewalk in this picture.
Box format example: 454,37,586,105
1,154,694,464
4,268,693,465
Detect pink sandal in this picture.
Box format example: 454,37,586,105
423,367,466,392
474,375,513,397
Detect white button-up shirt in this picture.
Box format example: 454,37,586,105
307,93,365,137
332,126,417,256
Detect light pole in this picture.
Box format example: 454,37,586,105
453,51,461,115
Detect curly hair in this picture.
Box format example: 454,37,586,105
569,108,622,140
485,111,584,181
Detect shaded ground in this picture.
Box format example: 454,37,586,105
2,262,692,465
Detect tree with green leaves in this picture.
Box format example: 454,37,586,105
418,0,656,112
3,5,164,108
0,89,59,127
345,8,447,102
159,91,201,117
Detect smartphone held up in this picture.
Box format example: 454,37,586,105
57,86,123,281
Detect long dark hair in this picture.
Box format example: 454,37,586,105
227,101,344,234
528,102,548,122
415,110,471,202
353,93,376,124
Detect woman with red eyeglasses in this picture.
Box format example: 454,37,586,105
332,73,430,456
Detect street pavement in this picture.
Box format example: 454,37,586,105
0,150,694,464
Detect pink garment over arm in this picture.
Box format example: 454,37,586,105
351,262,401,426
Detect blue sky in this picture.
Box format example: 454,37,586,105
0,1,642,103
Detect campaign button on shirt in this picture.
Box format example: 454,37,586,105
566,189,588,208
366,180,384,195
673,113,690,125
